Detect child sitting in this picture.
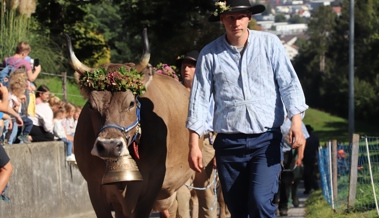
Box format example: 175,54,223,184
53,107,75,162
7,69,33,144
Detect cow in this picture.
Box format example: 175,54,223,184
65,29,196,218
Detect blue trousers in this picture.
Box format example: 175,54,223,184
214,131,282,218
61,138,73,156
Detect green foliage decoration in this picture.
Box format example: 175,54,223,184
79,66,145,95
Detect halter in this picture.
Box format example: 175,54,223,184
97,98,141,146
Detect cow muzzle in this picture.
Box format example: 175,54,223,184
96,99,143,183
102,156,143,184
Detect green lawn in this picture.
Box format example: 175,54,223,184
35,74,86,107
303,108,378,144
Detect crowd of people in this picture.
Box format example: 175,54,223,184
0,41,82,199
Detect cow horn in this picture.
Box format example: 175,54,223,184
134,28,151,72
64,34,93,74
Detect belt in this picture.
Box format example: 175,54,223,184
204,131,215,139
203,132,215,145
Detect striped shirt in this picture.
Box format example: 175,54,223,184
187,30,308,136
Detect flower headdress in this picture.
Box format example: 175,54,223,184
213,1,232,17
79,66,146,95
154,63,179,82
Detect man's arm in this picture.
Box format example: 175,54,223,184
295,141,305,166
289,114,305,149
188,130,203,173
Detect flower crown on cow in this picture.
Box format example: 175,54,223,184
79,64,179,94
154,63,179,81
79,67,146,95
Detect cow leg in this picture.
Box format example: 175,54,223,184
87,183,113,218
113,201,127,218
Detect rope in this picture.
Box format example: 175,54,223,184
185,168,218,211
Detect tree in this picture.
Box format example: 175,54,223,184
34,0,109,72
275,14,287,22
114,0,223,65
288,14,307,24
295,0,379,123
293,5,339,112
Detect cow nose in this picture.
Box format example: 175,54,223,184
95,139,123,157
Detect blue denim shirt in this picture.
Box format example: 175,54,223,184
187,30,308,136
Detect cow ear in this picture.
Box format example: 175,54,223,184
141,64,154,88
75,71,90,99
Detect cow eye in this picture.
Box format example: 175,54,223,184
129,101,135,110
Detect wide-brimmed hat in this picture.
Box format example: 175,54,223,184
175,50,199,67
208,0,265,22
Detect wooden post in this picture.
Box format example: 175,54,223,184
332,140,338,204
62,72,67,102
348,134,360,207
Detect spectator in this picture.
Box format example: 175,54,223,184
63,102,76,138
27,82,36,117
303,124,320,194
0,83,12,202
0,144,12,202
29,85,55,142
5,69,33,144
2,42,41,83
48,95,62,114
73,105,82,131
53,107,75,162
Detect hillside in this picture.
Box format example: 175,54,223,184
303,108,378,144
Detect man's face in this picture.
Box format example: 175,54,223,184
180,60,196,83
220,11,251,39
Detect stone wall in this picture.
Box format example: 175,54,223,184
0,141,94,218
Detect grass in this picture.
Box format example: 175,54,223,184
303,108,378,144
304,108,379,218
305,190,378,218
35,74,86,106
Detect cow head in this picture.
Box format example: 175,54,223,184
65,29,152,183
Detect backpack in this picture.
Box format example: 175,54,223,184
0,58,22,87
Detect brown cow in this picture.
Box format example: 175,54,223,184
65,29,195,218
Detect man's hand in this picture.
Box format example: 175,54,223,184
188,130,203,173
289,114,305,149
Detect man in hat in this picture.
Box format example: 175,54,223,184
186,0,308,217
176,50,230,218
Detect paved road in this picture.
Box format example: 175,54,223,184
281,181,307,218
77,182,308,218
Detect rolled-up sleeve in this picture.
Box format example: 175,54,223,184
186,50,213,136
271,35,308,119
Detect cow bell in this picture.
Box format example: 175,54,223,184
102,155,143,184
